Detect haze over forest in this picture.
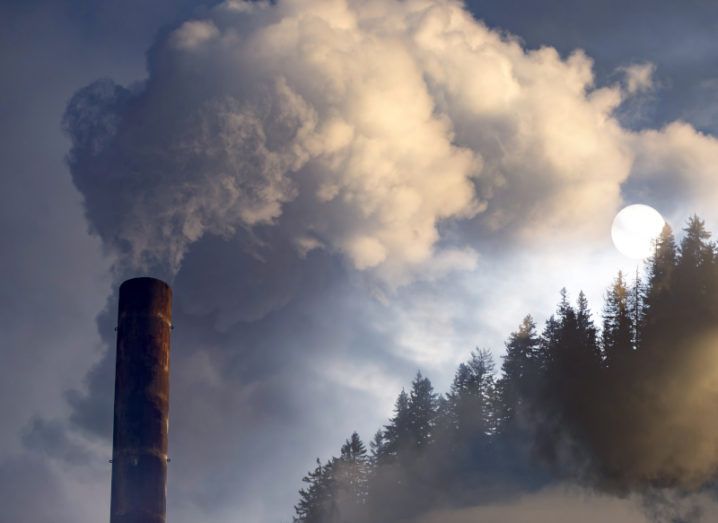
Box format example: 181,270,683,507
293,217,718,522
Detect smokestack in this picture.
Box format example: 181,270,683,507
110,277,172,523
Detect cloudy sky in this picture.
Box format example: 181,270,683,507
3,1,718,522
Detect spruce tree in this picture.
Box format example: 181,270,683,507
332,433,370,522
445,350,496,440
543,290,600,379
628,270,645,350
678,215,713,273
294,459,337,523
497,316,539,431
643,224,677,335
368,430,385,463
576,291,602,367
407,372,438,450
675,216,715,322
380,389,411,461
536,291,602,469
648,223,677,295
602,272,634,366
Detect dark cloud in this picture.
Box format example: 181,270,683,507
22,417,92,465
0,1,209,521
0,455,76,523
0,0,116,459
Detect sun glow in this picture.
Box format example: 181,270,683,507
611,204,665,260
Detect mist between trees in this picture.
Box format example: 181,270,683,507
293,216,718,523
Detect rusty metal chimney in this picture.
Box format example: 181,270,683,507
110,277,172,523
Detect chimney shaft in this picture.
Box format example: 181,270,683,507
110,277,172,523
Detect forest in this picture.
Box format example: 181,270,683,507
292,216,718,522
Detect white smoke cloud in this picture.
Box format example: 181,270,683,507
628,122,718,224
64,0,718,286
621,63,656,94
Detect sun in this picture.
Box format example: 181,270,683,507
611,204,665,260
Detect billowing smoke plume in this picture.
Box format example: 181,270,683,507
62,0,702,285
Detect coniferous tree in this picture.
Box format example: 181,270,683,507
332,433,370,522
628,270,645,350
439,350,496,452
433,393,452,437
380,389,411,461
536,290,602,469
602,271,634,366
576,291,602,367
366,391,410,522
647,223,677,296
543,289,600,383
537,314,559,372
368,430,385,463
497,316,540,432
294,214,718,519
368,375,439,522
642,224,677,341
294,459,337,523
678,215,713,275
407,372,438,450
642,219,709,354
675,216,715,324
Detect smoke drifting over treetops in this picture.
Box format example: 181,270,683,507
292,221,718,523
58,0,718,521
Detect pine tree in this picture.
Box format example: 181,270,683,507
497,316,539,431
446,350,496,439
369,430,385,463
576,291,602,367
674,216,718,337
441,363,470,438
536,290,603,469
602,272,634,366
294,459,337,523
367,377,438,522
643,218,713,352
332,433,370,522
640,223,677,354
649,223,677,289
644,224,677,314
628,269,645,350
678,215,713,273
537,314,559,371
676,216,715,313
543,290,601,378
380,389,411,460
432,393,451,437
407,372,438,450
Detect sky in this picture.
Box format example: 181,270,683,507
2,1,718,522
